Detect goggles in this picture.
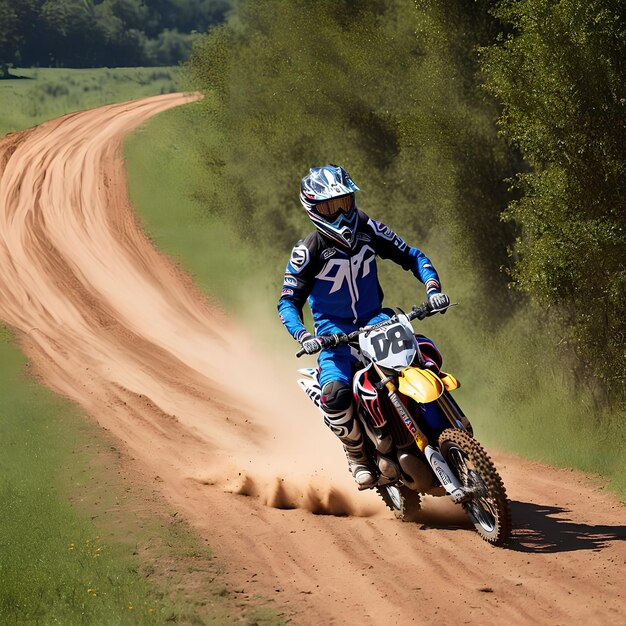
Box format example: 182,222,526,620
314,194,354,220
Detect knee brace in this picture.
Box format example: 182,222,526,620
320,381,361,446
320,380,352,412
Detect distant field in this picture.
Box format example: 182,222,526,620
0,67,179,135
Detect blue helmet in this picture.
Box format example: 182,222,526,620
300,165,360,248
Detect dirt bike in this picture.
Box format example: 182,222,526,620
296,302,512,546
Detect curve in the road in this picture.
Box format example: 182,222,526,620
0,94,623,625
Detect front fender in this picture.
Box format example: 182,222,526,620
398,367,444,404
440,371,460,391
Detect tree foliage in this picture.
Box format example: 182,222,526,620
186,0,625,399
480,0,626,392
0,0,231,69
187,0,515,314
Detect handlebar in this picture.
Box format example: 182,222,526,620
295,301,438,358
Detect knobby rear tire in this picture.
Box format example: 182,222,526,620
438,428,512,546
377,483,422,522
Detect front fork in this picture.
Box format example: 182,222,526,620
373,364,467,504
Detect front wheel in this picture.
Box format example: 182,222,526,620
377,483,422,522
438,429,511,545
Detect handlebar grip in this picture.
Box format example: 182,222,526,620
322,333,349,348
409,302,433,321
296,348,306,358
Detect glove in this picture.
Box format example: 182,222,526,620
429,292,450,314
299,332,324,355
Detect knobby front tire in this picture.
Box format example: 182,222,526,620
438,428,512,546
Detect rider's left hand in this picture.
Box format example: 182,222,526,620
300,332,324,355
429,292,450,314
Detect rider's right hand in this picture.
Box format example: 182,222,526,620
299,333,324,355
429,292,451,314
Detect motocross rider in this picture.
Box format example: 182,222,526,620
278,165,450,488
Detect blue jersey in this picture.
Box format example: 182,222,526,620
278,210,441,341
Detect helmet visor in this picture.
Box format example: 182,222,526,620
314,195,354,219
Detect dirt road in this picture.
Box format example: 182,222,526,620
0,94,623,625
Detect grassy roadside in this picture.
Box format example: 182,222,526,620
124,103,297,352
0,329,194,622
0,326,282,624
0,69,285,624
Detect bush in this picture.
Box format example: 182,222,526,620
480,0,626,396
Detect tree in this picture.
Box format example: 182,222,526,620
480,0,626,394
0,0,232,68
0,0,20,76
40,0,101,66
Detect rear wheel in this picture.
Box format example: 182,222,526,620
438,429,511,545
377,483,422,522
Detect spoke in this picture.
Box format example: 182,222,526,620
449,447,470,483
479,497,498,517
468,502,495,532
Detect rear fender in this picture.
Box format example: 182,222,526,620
297,368,321,408
298,367,318,380
297,377,322,408
398,367,444,404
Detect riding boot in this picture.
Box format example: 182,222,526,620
322,403,377,489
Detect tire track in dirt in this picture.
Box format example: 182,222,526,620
0,94,623,625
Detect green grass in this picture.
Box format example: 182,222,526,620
126,107,250,308
0,67,179,136
0,327,227,623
